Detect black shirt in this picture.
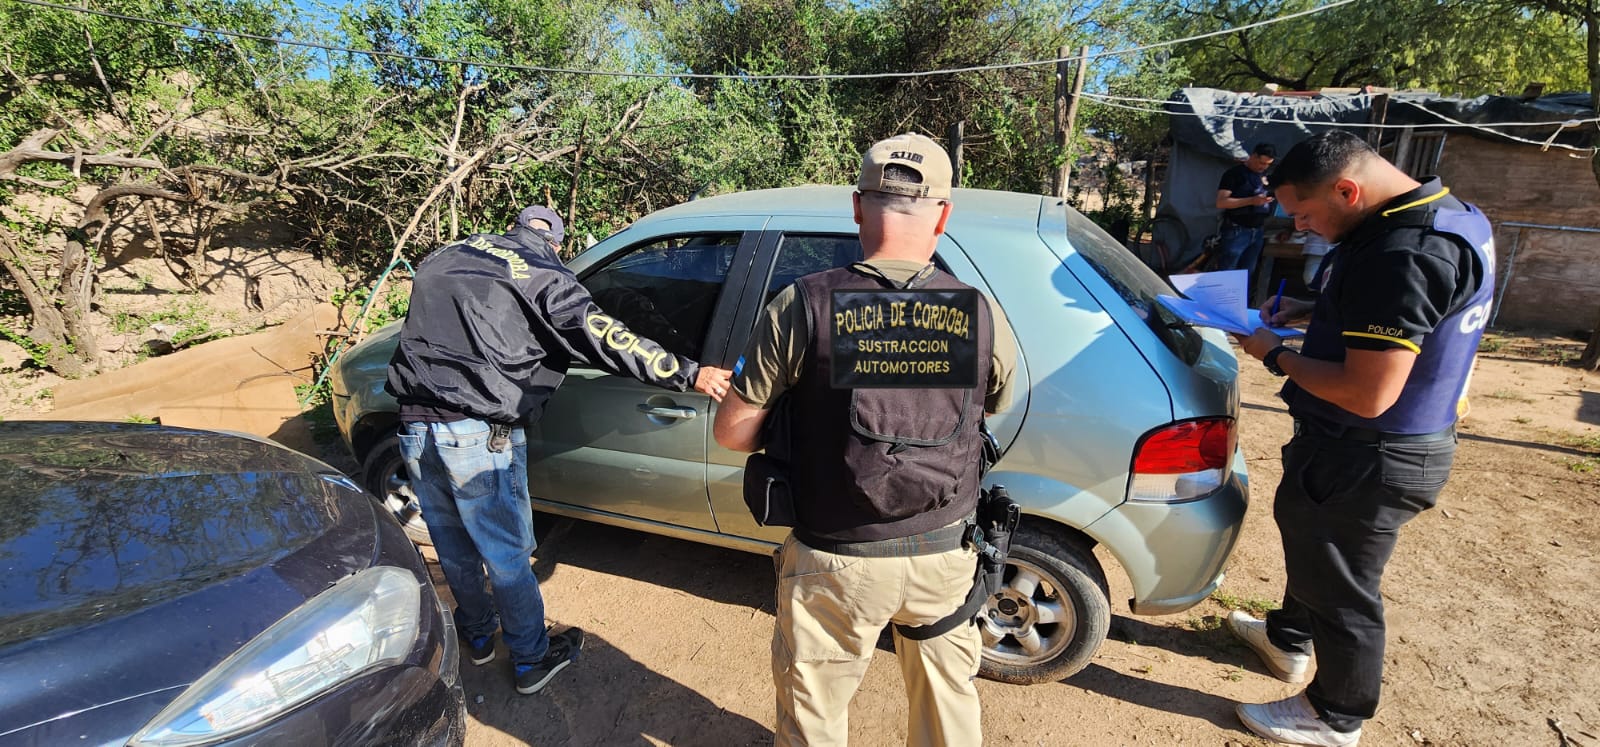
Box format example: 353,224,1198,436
1315,179,1479,353
1282,177,1493,433
1218,164,1271,227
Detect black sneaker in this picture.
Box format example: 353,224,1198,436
514,627,584,695
463,632,496,665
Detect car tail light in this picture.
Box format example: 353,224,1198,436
1128,418,1236,503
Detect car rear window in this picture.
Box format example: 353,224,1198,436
1062,210,1202,365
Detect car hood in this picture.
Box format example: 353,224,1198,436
0,423,380,743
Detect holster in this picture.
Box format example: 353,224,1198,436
974,485,1020,596
743,393,797,527
742,452,796,527
895,423,1018,642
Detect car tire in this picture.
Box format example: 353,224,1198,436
977,522,1111,685
361,432,435,547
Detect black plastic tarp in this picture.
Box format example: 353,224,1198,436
1148,87,1595,270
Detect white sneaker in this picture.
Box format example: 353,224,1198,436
1237,693,1361,746
1226,610,1311,683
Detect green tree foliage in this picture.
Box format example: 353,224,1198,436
0,0,298,144
1152,0,1587,94
651,0,1116,192
6,0,1596,377
0,0,305,375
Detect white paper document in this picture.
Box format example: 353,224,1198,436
1157,270,1304,337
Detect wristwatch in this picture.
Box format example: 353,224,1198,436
1263,345,1292,377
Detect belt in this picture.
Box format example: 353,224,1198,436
1293,418,1454,444
795,521,971,558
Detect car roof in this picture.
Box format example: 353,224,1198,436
632,185,1050,235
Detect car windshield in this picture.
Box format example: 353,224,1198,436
1063,210,1202,365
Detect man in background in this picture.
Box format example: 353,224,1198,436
1215,142,1278,285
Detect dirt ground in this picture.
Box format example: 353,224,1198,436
409,332,1598,747
4,294,1597,745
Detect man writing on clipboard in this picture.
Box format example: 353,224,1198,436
1227,131,1494,746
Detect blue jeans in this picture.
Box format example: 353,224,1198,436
399,419,549,664
1215,222,1265,276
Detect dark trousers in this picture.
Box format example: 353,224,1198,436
1265,427,1456,732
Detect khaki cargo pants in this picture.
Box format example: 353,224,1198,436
772,533,982,746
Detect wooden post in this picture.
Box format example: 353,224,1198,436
1392,127,1415,174
947,121,964,189
1053,46,1069,196
1140,151,1157,226
1583,307,1600,370
1366,93,1390,148
1053,46,1088,197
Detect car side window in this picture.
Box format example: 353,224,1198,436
768,234,863,301
583,233,740,360
769,234,959,301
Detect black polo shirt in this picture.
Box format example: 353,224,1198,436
1283,178,1489,430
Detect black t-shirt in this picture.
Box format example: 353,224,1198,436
1218,164,1271,227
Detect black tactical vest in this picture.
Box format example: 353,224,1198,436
786,264,994,543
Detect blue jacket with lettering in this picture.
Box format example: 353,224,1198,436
1285,184,1495,434
385,226,700,425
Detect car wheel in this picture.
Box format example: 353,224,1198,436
978,522,1111,684
360,432,435,547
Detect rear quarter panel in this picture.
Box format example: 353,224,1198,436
943,204,1173,532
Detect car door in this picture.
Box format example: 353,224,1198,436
527,223,759,531
707,226,863,542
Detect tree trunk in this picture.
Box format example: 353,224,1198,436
0,227,87,377
56,183,193,372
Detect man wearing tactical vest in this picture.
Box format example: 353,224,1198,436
1230,131,1495,746
714,133,1017,745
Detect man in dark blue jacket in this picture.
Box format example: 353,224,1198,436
1231,132,1494,746
387,206,731,695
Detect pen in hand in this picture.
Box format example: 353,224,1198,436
1270,278,1286,322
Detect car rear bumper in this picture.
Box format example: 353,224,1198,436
1089,452,1249,616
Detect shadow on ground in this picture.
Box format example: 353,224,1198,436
529,519,773,612
1064,663,1247,732
456,626,773,746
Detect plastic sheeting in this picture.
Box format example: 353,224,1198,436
1150,87,1596,270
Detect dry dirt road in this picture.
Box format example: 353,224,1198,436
433,334,1600,747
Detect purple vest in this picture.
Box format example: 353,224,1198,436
1288,202,1496,434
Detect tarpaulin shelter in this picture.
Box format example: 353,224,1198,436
1150,87,1599,331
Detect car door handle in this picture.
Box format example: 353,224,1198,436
636,404,698,420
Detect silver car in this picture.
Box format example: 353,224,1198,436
329,186,1248,685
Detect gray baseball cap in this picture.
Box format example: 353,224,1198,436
516,205,565,244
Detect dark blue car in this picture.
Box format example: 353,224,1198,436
0,422,464,746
